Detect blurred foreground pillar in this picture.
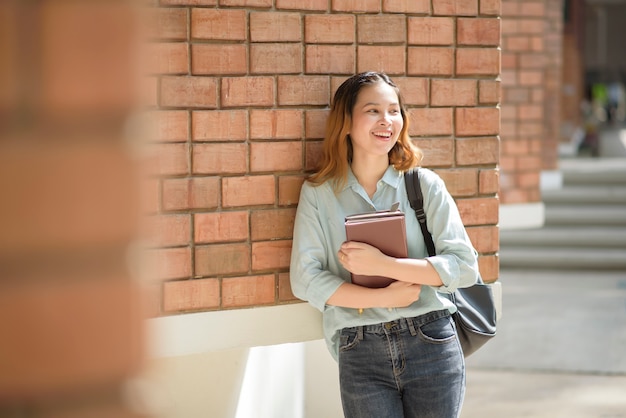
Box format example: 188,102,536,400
0,1,148,416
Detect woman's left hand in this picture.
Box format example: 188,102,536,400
338,241,390,276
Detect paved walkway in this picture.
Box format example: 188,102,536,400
461,269,626,418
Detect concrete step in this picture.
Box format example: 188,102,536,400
500,226,626,248
559,158,626,186
542,186,626,205
499,247,626,270
545,205,626,226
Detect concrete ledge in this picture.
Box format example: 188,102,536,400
499,202,545,230
147,303,323,358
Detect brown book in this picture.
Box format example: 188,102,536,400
344,207,408,288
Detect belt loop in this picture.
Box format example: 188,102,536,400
357,326,364,341
407,317,417,336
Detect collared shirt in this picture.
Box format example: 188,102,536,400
289,165,480,361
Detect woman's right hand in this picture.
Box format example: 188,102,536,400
381,281,421,308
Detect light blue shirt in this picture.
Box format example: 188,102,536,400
289,166,481,361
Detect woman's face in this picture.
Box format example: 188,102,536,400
349,81,403,162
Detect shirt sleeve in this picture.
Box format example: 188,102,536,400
289,182,345,312
420,170,481,292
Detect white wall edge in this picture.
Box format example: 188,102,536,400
146,303,323,358
499,202,545,230
540,169,563,191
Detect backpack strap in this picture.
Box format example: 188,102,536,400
404,168,436,257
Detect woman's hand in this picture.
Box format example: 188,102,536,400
381,280,422,308
338,241,390,277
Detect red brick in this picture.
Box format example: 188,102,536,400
408,17,454,45
456,48,500,76
222,175,275,207
305,15,355,44
191,9,246,41
145,8,187,41
220,0,272,6
221,77,274,107
222,275,275,308
394,77,429,106
431,79,477,107
278,76,330,106
252,240,292,270
251,209,297,241
251,142,303,172
432,0,478,16
357,15,406,44
479,80,501,104
251,43,302,74
250,12,301,42
193,143,247,174
456,108,500,136
505,35,531,52
163,278,220,312
456,136,499,165
277,0,328,10
437,168,478,197
145,42,189,75
478,254,499,282
518,2,545,17
162,177,220,211
278,175,306,206
191,44,247,75
407,47,454,76
143,214,191,247
305,140,324,171
382,0,430,13
456,197,499,226
0,279,142,398
278,272,297,301
306,45,355,74
457,18,500,46
194,211,249,243
250,109,303,140
160,76,217,108
357,46,406,75
466,225,499,253
479,168,499,194
195,243,250,276
161,0,216,4
192,110,248,142
146,110,189,142
146,143,189,176
407,108,453,136
332,0,380,12
480,0,501,15
305,110,329,139
413,138,454,166
144,247,192,281
518,104,542,120
519,70,543,86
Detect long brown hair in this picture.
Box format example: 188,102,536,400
308,72,422,191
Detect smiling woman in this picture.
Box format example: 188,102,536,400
289,72,482,418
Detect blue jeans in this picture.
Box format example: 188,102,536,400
338,310,465,418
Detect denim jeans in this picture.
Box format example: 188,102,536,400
338,310,465,418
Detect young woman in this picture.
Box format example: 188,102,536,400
289,72,481,418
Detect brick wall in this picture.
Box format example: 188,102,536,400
499,0,563,203
144,0,502,317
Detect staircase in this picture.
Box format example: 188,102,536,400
500,158,626,270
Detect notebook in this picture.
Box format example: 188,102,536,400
344,204,408,288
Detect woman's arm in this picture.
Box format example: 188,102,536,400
326,280,422,309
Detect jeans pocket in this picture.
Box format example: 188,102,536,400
418,316,457,344
339,328,361,352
